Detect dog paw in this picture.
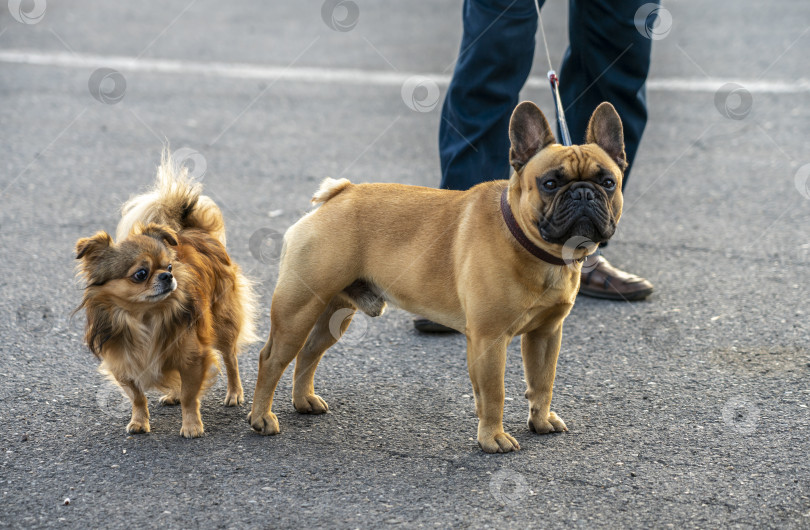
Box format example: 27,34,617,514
179,421,204,438
247,410,280,435
528,411,568,434
478,431,521,454
126,419,151,434
224,388,244,407
293,394,329,414
159,394,180,406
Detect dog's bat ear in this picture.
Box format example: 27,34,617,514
76,231,113,260
139,223,178,247
586,102,627,171
509,101,556,172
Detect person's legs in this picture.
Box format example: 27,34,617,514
559,0,656,186
425,0,654,330
439,0,540,191
561,0,656,300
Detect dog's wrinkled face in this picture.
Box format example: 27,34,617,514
508,101,626,248
76,224,179,306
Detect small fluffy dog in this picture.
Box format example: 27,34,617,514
76,152,257,437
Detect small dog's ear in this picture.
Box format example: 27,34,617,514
76,232,113,261
509,101,556,172
139,223,178,247
586,102,627,171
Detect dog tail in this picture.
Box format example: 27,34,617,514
234,268,261,347
311,177,352,206
115,149,226,244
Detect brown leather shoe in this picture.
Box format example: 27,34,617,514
413,316,458,333
578,254,654,301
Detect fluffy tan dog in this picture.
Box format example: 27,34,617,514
249,101,626,452
76,152,258,437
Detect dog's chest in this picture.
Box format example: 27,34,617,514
515,297,575,336
100,323,170,389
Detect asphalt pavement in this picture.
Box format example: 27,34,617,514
1,0,810,528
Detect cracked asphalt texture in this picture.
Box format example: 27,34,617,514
1,0,809,527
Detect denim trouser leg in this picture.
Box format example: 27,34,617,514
559,0,657,187
439,0,540,190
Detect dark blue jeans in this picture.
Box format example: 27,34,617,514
439,0,656,191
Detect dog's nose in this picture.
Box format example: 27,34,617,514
158,272,173,282
569,183,595,202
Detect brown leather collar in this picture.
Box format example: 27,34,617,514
500,188,578,267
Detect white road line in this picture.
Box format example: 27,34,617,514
1,49,809,94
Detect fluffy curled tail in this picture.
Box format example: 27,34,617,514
311,177,352,206
115,149,226,244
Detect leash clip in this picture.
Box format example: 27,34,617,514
547,70,572,147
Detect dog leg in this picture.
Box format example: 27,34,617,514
249,298,327,435
521,327,568,434
221,345,244,407
159,370,181,405
292,296,356,414
213,303,247,407
179,353,210,438
159,391,180,406
121,380,150,434
466,334,520,453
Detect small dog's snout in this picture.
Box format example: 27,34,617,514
158,272,173,282
569,183,595,202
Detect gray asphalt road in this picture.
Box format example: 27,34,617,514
1,1,810,528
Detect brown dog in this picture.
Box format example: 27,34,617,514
249,101,626,452
76,153,258,437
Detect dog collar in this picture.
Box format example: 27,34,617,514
500,188,580,267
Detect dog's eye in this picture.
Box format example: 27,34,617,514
132,269,149,282
602,178,616,190
542,179,558,191
167,264,172,273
